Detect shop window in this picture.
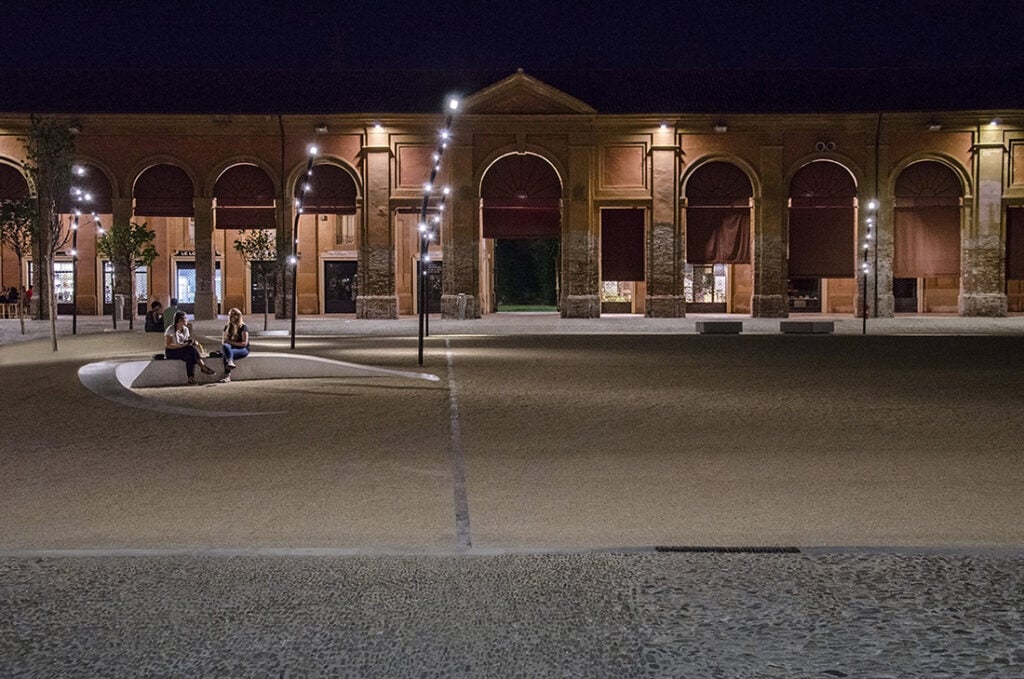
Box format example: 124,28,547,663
685,264,726,303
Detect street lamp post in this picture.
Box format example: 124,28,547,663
290,145,318,350
417,97,459,366
861,199,878,335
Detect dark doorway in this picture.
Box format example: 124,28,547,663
422,260,443,314
324,260,357,313
250,261,276,314
893,278,918,312
494,239,559,309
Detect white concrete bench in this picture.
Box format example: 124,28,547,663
779,321,835,334
115,352,440,388
695,320,743,334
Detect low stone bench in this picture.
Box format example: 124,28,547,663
695,320,743,334
779,320,835,334
115,352,440,388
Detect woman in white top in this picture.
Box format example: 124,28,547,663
164,310,216,384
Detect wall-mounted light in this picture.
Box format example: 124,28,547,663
989,118,1001,127
713,122,728,133
659,122,668,131
315,123,328,134
68,124,81,135
927,121,942,131
373,122,383,130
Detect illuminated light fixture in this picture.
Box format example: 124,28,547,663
307,144,319,156
418,223,427,232
448,97,460,111
424,182,432,192
713,122,728,133
867,199,878,211
442,186,451,196
287,255,297,265
83,192,93,202
423,255,431,262
440,130,450,140
73,165,85,176
68,124,80,135
927,121,942,131
989,119,1000,127
373,122,383,130
315,123,328,134
659,122,668,131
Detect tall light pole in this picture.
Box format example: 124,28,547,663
69,166,90,335
861,199,878,335
417,96,459,366
290,144,318,350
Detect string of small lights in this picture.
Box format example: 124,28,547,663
289,144,318,350
418,97,459,366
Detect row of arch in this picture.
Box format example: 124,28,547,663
0,160,362,224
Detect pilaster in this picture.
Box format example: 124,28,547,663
961,127,1008,316
562,140,599,318
646,141,685,317
358,132,398,319
441,142,480,319
752,143,788,317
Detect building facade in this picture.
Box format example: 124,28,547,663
2,70,1023,320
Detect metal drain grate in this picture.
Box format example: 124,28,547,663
655,546,800,554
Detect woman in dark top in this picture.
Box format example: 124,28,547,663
164,310,216,384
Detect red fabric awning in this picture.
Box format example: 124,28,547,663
894,206,961,277
215,164,276,228
686,208,750,264
788,207,855,277
1008,208,1024,279
296,164,357,215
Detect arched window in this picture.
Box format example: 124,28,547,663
788,162,856,277
0,163,30,200
893,161,962,277
134,164,194,217
214,164,276,228
685,162,752,264
481,154,561,239
296,164,357,214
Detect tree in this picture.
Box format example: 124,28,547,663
233,228,279,331
23,116,76,351
96,221,159,330
0,197,33,335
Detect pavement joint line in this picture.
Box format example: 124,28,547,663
446,338,472,552
2,546,1022,558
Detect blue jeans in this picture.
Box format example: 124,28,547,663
221,344,249,374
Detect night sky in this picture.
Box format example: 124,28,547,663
7,1,1024,71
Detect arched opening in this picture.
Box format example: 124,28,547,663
294,163,358,314
684,161,753,313
0,162,31,305
56,163,112,316
894,161,963,313
215,164,276,314
134,164,201,314
480,153,562,312
787,161,857,313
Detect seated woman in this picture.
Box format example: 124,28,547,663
164,310,216,385
144,300,165,332
218,308,250,383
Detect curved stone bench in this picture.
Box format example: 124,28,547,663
115,352,440,389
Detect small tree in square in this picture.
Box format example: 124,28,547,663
96,221,159,330
0,197,34,335
23,116,76,351
233,228,278,331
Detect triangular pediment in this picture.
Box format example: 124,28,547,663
461,70,596,114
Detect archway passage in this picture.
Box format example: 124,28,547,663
788,161,857,313
684,161,753,312
481,154,561,310
894,161,962,313
134,164,194,217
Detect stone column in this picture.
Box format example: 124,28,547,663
441,141,480,319
357,131,398,319
562,137,599,318
646,142,685,317
960,127,1008,316
752,143,788,317
193,196,216,320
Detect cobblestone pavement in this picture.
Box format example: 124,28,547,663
2,552,1021,678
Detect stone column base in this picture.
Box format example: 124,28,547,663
645,295,686,318
959,293,1007,317
441,294,479,319
751,294,789,318
356,295,399,320
562,295,601,318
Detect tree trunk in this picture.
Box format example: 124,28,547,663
48,286,58,352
